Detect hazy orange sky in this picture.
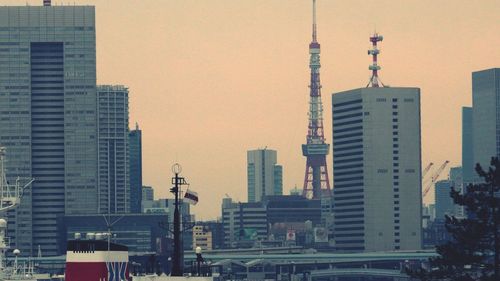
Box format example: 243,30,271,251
6,0,500,219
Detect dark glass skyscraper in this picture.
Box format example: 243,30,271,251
129,124,142,213
472,68,500,181
0,5,96,256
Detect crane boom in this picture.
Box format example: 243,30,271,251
422,162,434,179
422,160,449,198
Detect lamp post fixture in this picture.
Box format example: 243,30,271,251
170,163,188,276
195,246,204,276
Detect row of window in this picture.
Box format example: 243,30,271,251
392,101,400,240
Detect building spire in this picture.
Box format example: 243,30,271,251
312,0,317,43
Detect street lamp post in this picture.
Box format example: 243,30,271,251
195,246,204,276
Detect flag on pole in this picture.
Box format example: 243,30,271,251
184,189,199,205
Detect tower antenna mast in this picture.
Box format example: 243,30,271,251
302,0,331,199
367,32,386,87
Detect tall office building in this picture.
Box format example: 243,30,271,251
331,87,422,252
434,180,454,221
0,4,96,255
472,68,500,177
449,166,465,218
462,107,474,184
97,85,130,214
129,124,142,213
247,149,283,202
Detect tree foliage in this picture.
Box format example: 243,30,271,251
409,157,500,281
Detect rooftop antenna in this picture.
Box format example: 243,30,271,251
102,214,124,251
43,0,51,6
312,0,317,43
366,32,386,87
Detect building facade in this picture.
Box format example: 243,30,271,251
331,87,422,252
472,68,500,179
142,185,154,201
192,225,213,251
265,195,322,226
97,85,129,214
129,124,142,213
141,198,191,224
195,220,224,250
0,5,96,256
462,107,474,185
221,198,267,248
247,149,283,202
434,180,454,221
60,213,168,254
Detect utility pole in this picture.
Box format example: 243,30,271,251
170,163,188,276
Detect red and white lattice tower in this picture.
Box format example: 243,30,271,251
302,0,331,199
366,32,385,87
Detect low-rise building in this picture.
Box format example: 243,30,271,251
192,225,213,251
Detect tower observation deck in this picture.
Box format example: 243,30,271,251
302,0,331,199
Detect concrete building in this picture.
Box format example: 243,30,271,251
434,167,464,222
195,220,224,250
462,107,474,185
434,180,454,221
192,225,213,251
247,149,283,202
221,198,267,248
331,87,422,252
129,124,142,213
60,213,168,254
0,4,96,256
142,198,191,223
142,186,154,201
472,68,500,179
221,196,326,249
97,85,129,214
449,166,465,218
265,195,322,226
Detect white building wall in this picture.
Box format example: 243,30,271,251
247,149,280,202
332,87,422,252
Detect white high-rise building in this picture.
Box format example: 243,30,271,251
247,149,283,202
97,85,130,214
331,87,422,252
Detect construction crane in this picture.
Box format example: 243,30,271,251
422,160,449,198
422,162,434,179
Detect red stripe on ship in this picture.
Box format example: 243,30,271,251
65,262,108,281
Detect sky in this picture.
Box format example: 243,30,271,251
5,0,500,220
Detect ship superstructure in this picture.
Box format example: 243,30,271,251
65,236,129,281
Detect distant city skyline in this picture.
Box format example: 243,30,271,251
2,0,498,220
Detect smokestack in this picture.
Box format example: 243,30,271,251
43,0,51,6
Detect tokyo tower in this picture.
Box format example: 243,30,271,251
302,0,331,199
